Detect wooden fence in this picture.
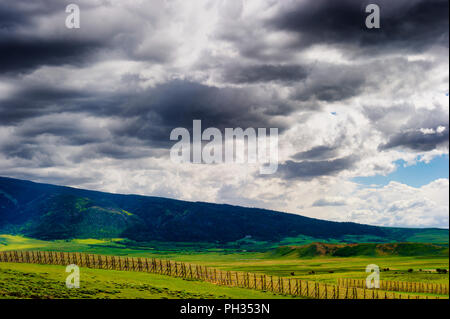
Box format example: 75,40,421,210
338,278,449,295
0,250,446,299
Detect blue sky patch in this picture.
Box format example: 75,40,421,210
353,155,449,188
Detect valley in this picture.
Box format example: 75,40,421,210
0,177,448,299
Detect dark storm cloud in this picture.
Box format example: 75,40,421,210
275,156,358,180
1,143,44,162
290,63,368,103
0,0,174,75
0,85,96,125
364,104,450,152
12,114,112,147
0,0,65,28
379,126,449,151
0,37,105,74
1,80,290,164
292,146,339,161
0,1,109,74
0,0,447,189
269,0,449,53
0,5,28,29
222,64,309,84
292,78,365,102
110,80,290,148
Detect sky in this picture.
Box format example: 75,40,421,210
353,155,449,188
0,0,448,228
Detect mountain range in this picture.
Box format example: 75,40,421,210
0,176,448,244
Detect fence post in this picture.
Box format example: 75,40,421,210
288,278,292,295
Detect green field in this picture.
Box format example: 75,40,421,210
1,235,448,299
0,262,299,299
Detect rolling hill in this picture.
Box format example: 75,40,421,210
270,243,449,258
0,176,448,244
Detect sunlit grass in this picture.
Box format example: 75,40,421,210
1,235,448,288
0,262,300,299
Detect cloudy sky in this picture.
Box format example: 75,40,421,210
0,0,448,228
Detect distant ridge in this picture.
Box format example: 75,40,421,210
270,243,449,258
0,176,448,244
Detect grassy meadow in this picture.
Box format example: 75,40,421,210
0,262,298,299
1,235,448,299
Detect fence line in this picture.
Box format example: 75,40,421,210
338,278,449,295
0,251,445,299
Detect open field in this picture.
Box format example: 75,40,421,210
1,236,447,284
171,253,450,285
1,250,447,299
0,262,297,299
1,235,448,299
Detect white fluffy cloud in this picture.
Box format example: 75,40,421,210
299,179,449,228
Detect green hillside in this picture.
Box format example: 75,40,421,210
0,176,448,244
270,243,449,258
